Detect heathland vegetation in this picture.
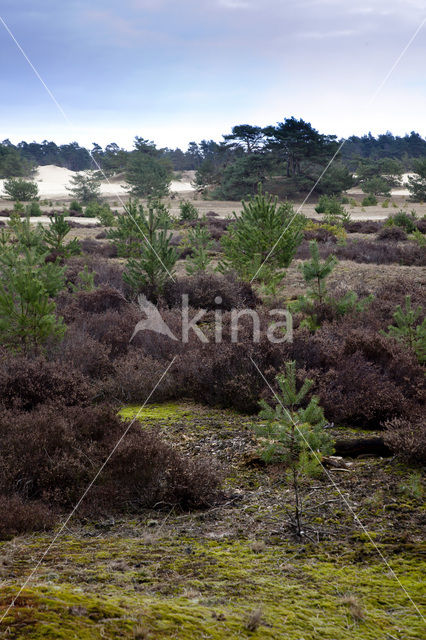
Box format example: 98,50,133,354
0,125,424,638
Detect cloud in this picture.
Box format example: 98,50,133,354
298,29,360,40
217,0,253,8
1,0,425,148
85,9,140,38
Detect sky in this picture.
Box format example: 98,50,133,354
0,0,425,150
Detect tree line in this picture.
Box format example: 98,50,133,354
1,119,426,201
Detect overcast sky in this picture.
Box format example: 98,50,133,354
0,0,425,149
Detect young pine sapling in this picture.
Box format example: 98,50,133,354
292,240,372,331
185,223,214,275
254,362,334,537
41,213,81,256
382,295,426,364
122,201,177,300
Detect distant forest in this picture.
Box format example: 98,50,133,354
1,119,426,199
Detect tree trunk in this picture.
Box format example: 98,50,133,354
334,437,391,458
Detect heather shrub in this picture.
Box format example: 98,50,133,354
57,285,128,321
384,411,425,464
373,273,425,321
64,257,126,294
162,273,259,311
58,288,172,360
177,343,266,413
91,258,126,292
364,277,425,326
67,219,101,229
184,217,208,229
169,233,183,248
296,239,425,266
0,354,91,411
100,353,180,403
57,328,114,379
0,495,55,539
304,226,337,244
416,218,426,233
81,237,118,258
314,352,405,428
340,329,425,404
73,307,141,358
344,220,382,234
377,226,407,242
207,217,230,241
126,306,183,358
0,404,222,525
285,316,425,429
175,315,289,412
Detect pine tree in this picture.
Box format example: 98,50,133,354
382,296,426,364
220,185,306,283
107,199,170,258
66,171,101,204
125,139,172,198
3,177,39,201
300,240,337,304
179,200,199,221
292,240,371,331
122,201,177,299
407,158,426,202
254,362,334,537
41,213,80,256
185,223,213,275
0,216,66,351
8,212,44,253
0,249,65,351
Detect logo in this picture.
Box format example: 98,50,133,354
131,294,293,344
130,295,178,342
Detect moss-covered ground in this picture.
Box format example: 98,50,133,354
1,403,424,638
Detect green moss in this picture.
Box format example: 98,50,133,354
118,402,193,422
2,537,424,639
2,402,424,638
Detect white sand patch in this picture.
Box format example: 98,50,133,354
348,173,414,197
0,215,99,226
0,165,194,199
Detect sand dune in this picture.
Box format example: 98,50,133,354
0,166,414,200
348,173,413,197
0,165,194,199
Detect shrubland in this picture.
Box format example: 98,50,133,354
0,187,424,544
